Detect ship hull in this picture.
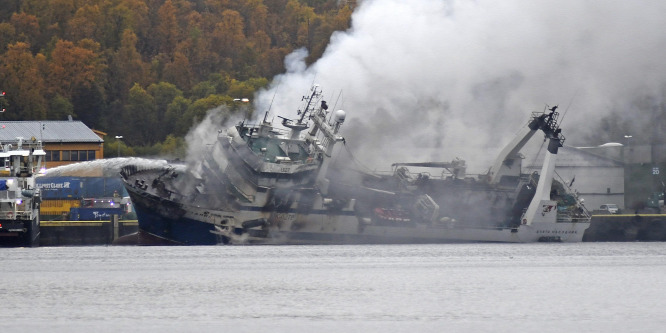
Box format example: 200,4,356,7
0,214,40,247
127,185,220,245
125,184,588,245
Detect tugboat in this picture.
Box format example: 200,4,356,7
121,86,590,245
0,137,44,247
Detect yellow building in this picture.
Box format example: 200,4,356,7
0,120,104,169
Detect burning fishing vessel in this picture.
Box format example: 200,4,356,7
120,85,590,245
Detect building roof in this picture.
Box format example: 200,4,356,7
0,121,104,144
524,145,624,169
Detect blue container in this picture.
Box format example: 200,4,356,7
37,176,128,200
69,207,125,221
82,177,128,198
36,177,83,199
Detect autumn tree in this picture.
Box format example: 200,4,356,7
210,10,246,72
10,13,40,52
0,0,355,152
109,29,150,103
0,42,48,120
162,51,194,91
67,4,103,42
47,39,105,100
0,23,16,53
155,0,179,57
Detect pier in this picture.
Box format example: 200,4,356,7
35,214,666,245
583,214,666,241
40,217,138,246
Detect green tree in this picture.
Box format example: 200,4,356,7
181,94,233,133
166,95,192,136
104,136,136,158
227,77,268,99
157,134,186,158
124,83,157,145
48,94,75,120
148,81,183,139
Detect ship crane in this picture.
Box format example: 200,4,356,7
487,106,564,185
487,106,566,226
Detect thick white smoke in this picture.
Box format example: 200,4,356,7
253,0,666,173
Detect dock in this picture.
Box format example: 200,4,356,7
40,218,138,246
36,214,666,245
583,214,666,241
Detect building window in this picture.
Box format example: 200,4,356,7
57,150,97,161
45,150,60,162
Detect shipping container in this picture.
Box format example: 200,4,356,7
36,176,128,199
36,177,83,199
40,199,81,219
69,207,126,221
81,177,127,198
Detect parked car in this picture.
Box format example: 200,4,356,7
600,204,620,214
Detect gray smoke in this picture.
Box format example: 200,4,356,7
253,0,666,173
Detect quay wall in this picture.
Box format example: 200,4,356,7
583,214,666,241
40,220,138,246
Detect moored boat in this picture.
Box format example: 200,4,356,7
0,137,44,247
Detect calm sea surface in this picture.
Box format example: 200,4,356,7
1,243,665,333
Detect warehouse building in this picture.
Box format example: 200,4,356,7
0,119,105,169
524,145,625,211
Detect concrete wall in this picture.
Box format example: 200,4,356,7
553,166,625,211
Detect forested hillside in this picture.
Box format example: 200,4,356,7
0,0,353,156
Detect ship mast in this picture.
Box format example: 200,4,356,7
282,85,322,139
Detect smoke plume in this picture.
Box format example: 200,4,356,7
252,0,666,173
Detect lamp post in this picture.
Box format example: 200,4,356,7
115,136,123,157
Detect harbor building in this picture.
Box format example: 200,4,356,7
524,146,625,212
0,119,105,170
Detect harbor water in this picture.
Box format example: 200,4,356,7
1,243,665,332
